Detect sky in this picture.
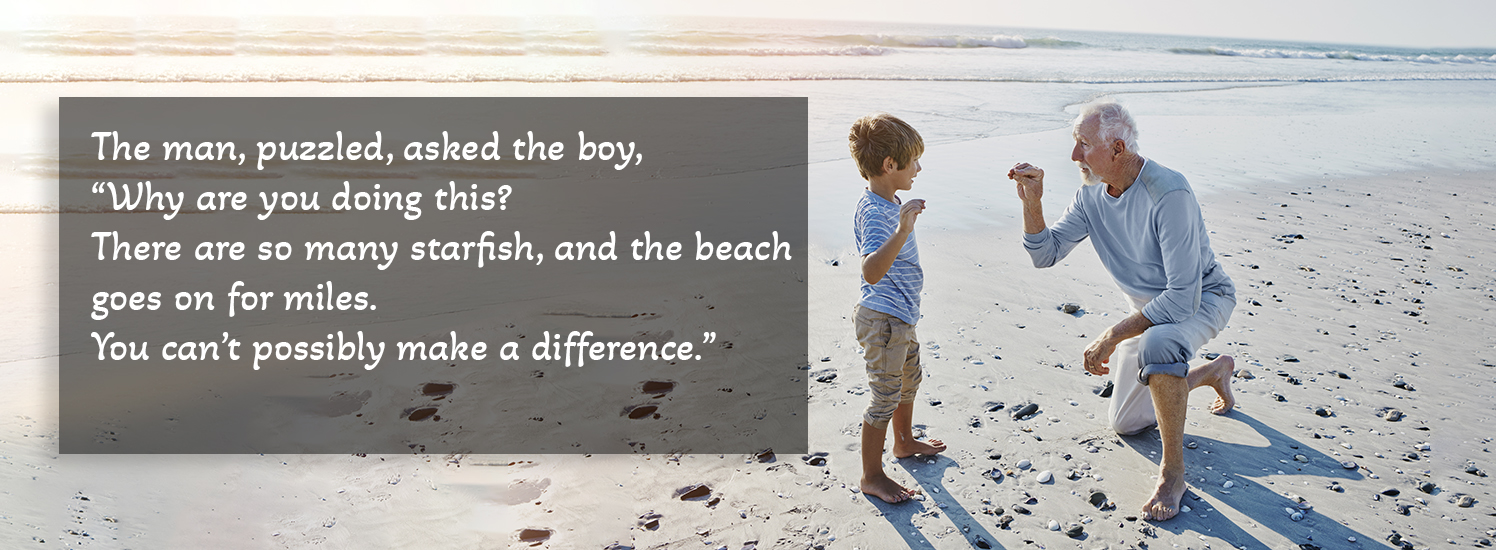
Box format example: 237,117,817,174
10,0,1496,49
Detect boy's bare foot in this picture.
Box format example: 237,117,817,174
892,438,946,459
1141,469,1188,521
860,473,917,503
1205,355,1235,415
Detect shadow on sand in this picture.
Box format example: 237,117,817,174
864,454,1008,549
1121,411,1374,549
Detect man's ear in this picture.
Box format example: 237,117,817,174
881,156,896,175
1113,139,1127,157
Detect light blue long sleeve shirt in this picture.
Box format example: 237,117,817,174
1023,159,1233,325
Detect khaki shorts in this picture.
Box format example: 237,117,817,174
854,305,922,430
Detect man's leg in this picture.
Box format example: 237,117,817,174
1136,293,1236,520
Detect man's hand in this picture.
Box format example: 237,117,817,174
896,199,926,234
1083,333,1117,376
1008,163,1044,203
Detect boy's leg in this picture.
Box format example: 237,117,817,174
887,323,945,458
854,306,916,503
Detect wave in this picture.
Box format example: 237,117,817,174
1172,46,1496,64
633,43,888,56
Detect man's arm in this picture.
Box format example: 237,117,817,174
861,199,925,284
1010,163,1089,268
1082,311,1155,375
1009,163,1047,234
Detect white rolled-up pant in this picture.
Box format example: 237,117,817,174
1108,290,1235,436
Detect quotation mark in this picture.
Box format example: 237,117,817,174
702,332,716,344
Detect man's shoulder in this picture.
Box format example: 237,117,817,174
1137,159,1192,203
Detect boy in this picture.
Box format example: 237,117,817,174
849,113,945,504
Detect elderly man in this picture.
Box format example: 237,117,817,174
1008,100,1237,521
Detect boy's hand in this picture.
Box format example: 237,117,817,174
896,199,926,233
1008,163,1044,203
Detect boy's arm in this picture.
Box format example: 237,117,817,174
861,199,925,284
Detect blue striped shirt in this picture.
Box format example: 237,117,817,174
855,189,923,325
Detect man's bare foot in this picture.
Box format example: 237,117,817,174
1141,469,1188,521
860,473,917,503
1206,355,1235,415
892,438,947,459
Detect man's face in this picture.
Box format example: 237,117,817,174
1071,116,1110,187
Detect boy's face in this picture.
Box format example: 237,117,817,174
884,156,922,191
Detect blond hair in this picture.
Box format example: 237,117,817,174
848,113,924,180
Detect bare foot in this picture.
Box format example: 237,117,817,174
892,438,947,459
1141,469,1188,521
860,473,917,503
1206,355,1236,415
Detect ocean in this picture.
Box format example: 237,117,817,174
6,16,1496,248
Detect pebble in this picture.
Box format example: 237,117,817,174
1294,454,1309,462
1037,470,1053,483
1012,403,1039,420
1381,487,1401,496
1235,369,1254,379
1419,481,1437,494
1458,495,1476,507
1048,519,1060,531
1340,460,1357,470
1314,407,1331,417
1064,524,1084,538
1017,459,1032,469
1384,408,1404,421
1290,512,1304,521
1222,480,1235,489
1060,303,1081,314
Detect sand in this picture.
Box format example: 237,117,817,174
4,160,1494,548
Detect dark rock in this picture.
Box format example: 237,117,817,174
1336,371,1350,379
1394,503,1411,515
974,535,992,549
677,485,712,500
814,371,837,383
1060,303,1081,314
1271,392,1286,402
969,416,981,428
802,452,828,466
998,515,1013,529
1281,355,1300,363
1012,505,1030,515
518,528,553,542
1065,524,1084,538
1089,491,1108,508
1457,495,1476,507
1380,487,1400,496
987,451,1002,461
1419,481,1436,494
1392,380,1415,391
1314,407,1331,417
1099,381,1114,398
985,401,1006,412
1011,403,1039,420
754,449,775,463
1384,408,1404,421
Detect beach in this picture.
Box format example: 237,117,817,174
3,16,1496,549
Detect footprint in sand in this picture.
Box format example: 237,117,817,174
622,403,660,420
640,380,676,396
404,407,440,421
421,382,456,400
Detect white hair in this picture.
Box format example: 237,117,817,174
1075,100,1140,155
